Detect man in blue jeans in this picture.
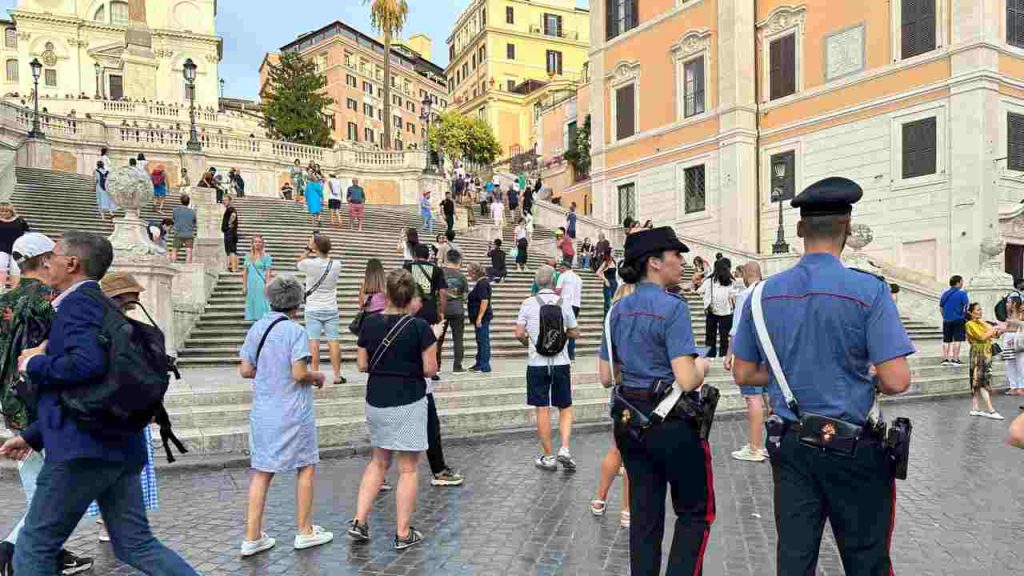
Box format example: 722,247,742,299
0,231,198,576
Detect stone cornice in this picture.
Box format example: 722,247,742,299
10,9,221,47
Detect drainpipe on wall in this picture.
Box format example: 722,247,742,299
753,0,762,254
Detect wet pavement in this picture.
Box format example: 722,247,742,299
0,395,1021,575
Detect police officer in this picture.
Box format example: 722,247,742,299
732,177,914,576
599,227,714,576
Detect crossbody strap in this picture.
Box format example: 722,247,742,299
305,260,333,298
370,315,414,373
751,282,800,417
255,317,288,368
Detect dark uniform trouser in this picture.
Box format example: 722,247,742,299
770,432,895,576
614,406,714,576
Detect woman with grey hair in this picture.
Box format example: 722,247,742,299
237,275,333,557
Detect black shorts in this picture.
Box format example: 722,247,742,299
943,319,966,343
527,364,572,408
223,230,238,255
328,199,342,210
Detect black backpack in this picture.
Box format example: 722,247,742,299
535,295,568,357
59,287,187,462
996,290,1022,322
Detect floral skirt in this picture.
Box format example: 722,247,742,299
969,349,992,392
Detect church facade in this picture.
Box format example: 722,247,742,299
0,0,220,107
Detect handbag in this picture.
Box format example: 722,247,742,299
348,295,374,336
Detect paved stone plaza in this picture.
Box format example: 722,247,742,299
0,395,1021,575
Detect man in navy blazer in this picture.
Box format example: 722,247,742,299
0,231,197,576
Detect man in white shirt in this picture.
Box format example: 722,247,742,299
327,174,344,227
555,260,583,361
515,266,580,472
297,234,345,384
724,262,766,462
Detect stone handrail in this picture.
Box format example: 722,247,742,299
531,199,627,247
674,234,801,277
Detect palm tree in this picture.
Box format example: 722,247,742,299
366,0,409,151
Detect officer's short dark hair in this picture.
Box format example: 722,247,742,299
414,243,430,260
799,215,849,242
950,275,963,287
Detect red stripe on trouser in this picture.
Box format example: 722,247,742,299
693,528,710,576
692,439,715,576
887,481,896,576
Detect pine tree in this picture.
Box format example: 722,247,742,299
261,52,334,148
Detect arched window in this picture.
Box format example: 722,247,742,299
5,59,17,83
110,1,129,25
4,28,16,49
93,6,105,22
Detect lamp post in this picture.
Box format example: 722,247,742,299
219,78,224,98
771,162,789,255
183,58,201,152
420,95,433,174
93,62,102,99
27,58,43,139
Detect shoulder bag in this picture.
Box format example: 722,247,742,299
348,295,375,336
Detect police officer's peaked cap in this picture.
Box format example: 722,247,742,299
623,226,689,262
791,177,863,217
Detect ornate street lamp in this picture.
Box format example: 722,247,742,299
771,161,789,255
183,58,201,151
219,78,225,98
94,62,102,99
420,95,433,174
27,58,43,139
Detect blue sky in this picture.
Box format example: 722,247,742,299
0,0,590,100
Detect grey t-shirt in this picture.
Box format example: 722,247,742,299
443,268,468,317
172,206,196,239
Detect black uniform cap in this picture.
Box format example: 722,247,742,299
623,227,689,263
790,177,863,217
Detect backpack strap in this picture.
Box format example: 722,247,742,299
153,404,188,463
255,316,289,368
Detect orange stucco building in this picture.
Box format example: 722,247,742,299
582,0,1024,283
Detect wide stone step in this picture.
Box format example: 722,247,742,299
176,344,604,365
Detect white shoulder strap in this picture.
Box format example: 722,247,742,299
751,281,798,412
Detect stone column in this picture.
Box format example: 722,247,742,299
111,257,179,352
190,185,225,270
966,238,1015,322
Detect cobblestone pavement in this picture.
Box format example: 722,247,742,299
0,395,1022,575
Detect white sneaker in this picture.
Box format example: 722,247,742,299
731,445,767,462
294,525,334,550
984,411,1005,421
620,510,631,528
240,533,276,557
969,410,983,417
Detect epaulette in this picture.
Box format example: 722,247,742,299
849,267,886,284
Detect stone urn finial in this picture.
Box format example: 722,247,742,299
973,236,1012,283
843,223,878,273
107,166,162,257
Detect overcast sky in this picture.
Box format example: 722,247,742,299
0,0,590,100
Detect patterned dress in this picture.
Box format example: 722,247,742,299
244,253,273,321
0,279,53,432
966,319,994,392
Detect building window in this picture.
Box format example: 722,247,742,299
472,54,476,68
348,122,358,141
1010,0,1024,48
110,1,129,25
346,98,357,111
363,103,373,117
462,63,469,78
395,139,404,151
546,51,563,76
365,127,374,143
363,81,373,95
44,68,56,87
408,100,416,113
607,0,639,41
5,59,16,83
683,56,705,117
409,123,416,135
93,5,106,21
684,165,706,214
618,182,637,222
1010,113,1024,171
901,0,936,59
902,117,937,179
614,84,636,141
346,74,357,87
507,79,516,91
770,151,796,201
449,44,455,60
479,45,486,61
544,14,563,37
506,6,514,24
394,115,403,129
769,34,796,100
507,43,516,60
4,28,15,49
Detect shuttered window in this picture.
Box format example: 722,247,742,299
770,151,796,201
769,34,796,101
901,0,936,59
544,14,563,37
546,50,563,76
683,56,705,117
347,122,358,141
684,165,706,214
507,43,516,60
506,6,514,24
901,117,937,179
1009,113,1024,171
606,0,639,41
1010,0,1024,48
615,84,636,141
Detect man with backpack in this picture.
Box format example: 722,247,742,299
404,244,448,379
0,231,198,576
0,233,93,575
515,265,580,472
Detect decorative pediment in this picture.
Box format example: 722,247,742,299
671,29,711,58
757,5,807,35
607,60,641,84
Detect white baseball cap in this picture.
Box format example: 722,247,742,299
12,232,56,264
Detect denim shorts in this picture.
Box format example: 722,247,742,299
739,386,766,397
305,308,340,340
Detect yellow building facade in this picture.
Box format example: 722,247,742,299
446,0,589,156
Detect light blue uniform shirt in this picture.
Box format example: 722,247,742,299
732,253,915,425
599,282,698,389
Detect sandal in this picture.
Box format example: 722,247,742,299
334,376,347,385
590,500,607,516
620,510,631,528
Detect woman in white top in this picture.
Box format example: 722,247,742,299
696,257,740,358
1003,298,1024,395
490,196,504,228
